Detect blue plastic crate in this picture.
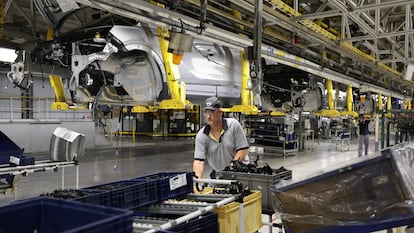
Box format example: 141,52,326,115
0,197,133,233
169,212,218,233
131,172,193,201
9,155,35,166
0,130,24,164
84,180,158,209
72,189,112,206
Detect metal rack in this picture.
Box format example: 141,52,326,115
0,160,79,198
328,127,350,152
246,115,298,157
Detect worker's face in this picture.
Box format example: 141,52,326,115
204,109,221,124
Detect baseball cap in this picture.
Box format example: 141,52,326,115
204,97,222,111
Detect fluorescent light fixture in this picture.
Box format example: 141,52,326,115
0,48,17,63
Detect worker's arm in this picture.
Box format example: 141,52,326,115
193,159,205,178
233,148,248,162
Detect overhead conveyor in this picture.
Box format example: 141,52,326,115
72,0,412,101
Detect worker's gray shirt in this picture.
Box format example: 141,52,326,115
194,118,249,171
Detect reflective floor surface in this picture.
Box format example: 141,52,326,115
0,135,399,232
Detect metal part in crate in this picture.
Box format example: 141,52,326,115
216,168,292,213
273,148,414,233
0,197,133,233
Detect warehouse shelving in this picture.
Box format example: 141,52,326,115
246,115,298,157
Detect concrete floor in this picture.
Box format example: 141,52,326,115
0,135,407,232
1,136,372,202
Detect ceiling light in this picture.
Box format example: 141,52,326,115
0,47,17,63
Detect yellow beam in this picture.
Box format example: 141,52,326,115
340,111,358,118
232,9,244,30
131,106,149,113
326,79,334,110
157,26,192,109
378,93,383,111
46,27,54,41
158,27,180,101
240,50,250,106
49,75,66,102
49,74,87,110
346,85,353,112
229,105,258,115
51,102,69,110
270,111,285,116
316,109,340,117
387,96,391,111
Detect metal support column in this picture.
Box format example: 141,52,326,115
375,113,379,152
252,0,263,105
326,79,335,110
347,85,353,112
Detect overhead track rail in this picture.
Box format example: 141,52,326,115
74,0,412,101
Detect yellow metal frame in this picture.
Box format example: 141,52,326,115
51,102,69,110
49,75,86,110
340,111,358,118
229,105,258,115
316,109,341,118
270,111,286,116
326,79,335,110
378,93,383,111
340,85,358,117
49,75,69,110
131,105,158,113
156,23,192,110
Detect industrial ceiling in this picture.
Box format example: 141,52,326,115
2,0,414,100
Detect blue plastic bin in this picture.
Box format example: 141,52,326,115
40,188,112,207
0,130,24,164
0,197,133,233
131,172,193,201
84,180,158,209
71,189,112,206
9,154,35,166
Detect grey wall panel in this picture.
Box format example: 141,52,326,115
0,120,109,154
